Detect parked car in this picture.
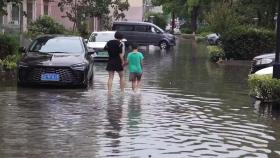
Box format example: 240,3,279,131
250,53,275,74
112,21,176,49
254,66,273,75
17,35,95,88
207,33,220,45
87,31,126,61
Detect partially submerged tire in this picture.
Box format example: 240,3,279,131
159,41,170,50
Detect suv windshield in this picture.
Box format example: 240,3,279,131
89,33,115,42
29,37,84,54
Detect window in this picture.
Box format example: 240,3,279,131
27,1,33,24
135,25,147,32
43,0,49,15
150,26,161,34
12,5,20,23
115,25,133,31
29,37,84,54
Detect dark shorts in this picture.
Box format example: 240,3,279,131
129,72,142,81
106,59,123,72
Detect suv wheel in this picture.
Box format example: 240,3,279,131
159,41,169,50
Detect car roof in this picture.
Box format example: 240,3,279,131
113,21,154,26
92,31,116,34
35,34,82,40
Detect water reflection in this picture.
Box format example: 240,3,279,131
0,38,280,157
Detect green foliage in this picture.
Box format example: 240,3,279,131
207,45,225,62
0,33,19,60
27,16,66,38
0,54,21,70
205,3,240,34
145,12,168,30
181,28,193,34
221,26,276,60
248,74,280,102
58,0,129,33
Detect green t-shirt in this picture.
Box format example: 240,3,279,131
127,52,144,73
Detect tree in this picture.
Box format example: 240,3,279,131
58,0,129,33
0,0,22,16
152,0,187,33
234,0,278,29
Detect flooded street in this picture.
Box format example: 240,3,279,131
1,38,280,158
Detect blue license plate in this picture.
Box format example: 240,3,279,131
41,73,60,81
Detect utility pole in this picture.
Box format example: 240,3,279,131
273,0,280,79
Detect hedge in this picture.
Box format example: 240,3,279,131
248,74,280,102
221,26,276,60
0,34,19,60
28,16,66,38
207,45,225,62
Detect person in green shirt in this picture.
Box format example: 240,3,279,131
126,44,144,92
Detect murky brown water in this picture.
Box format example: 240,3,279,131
0,38,280,158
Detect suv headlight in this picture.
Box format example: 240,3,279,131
71,62,88,70
255,58,273,65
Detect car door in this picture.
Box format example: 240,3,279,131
84,41,94,80
147,26,163,45
114,24,135,45
133,25,149,46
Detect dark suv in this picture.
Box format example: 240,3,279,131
112,21,176,49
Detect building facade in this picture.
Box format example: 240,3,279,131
0,0,146,33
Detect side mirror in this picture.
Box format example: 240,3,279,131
19,47,26,53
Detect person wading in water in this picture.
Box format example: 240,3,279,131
104,31,125,93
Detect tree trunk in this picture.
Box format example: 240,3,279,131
191,6,199,34
171,11,175,34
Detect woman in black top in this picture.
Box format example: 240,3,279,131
104,32,125,93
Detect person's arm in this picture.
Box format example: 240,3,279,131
119,42,125,66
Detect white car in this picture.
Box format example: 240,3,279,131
207,33,220,45
87,31,125,61
255,66,273,75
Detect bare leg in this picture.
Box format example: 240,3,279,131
108,71,114,93
117,71,125,92
136,80,141,91
132,80,137,92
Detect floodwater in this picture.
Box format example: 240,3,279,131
0,38,280,158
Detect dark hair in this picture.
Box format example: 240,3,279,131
114,31,123,39
131,43,138,50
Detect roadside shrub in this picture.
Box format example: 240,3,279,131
248,74,280,102
0,34,19,60
205,3,240,34
207,45,225,62
181,27,193,34
195,35,206,43
28,16,66,38
145,12,168,30
0,54,21,70
222,26,276,60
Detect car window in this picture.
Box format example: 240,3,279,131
115,25,134,31
135,25,148,32
150,26,161,33
29,37,84,54
89,33,115,42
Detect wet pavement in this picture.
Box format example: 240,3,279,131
0,38,280,158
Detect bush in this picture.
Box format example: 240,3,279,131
0,34,19,60
248,74,280,102
181,27,193,34
205,3,240,34
0,54,21,70
28,16,66,38
145,12,168,30
222,26,276,60
207,46,225,62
